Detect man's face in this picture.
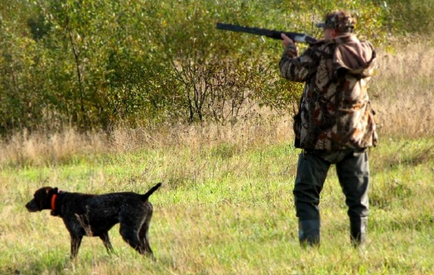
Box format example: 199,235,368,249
323,28,336,40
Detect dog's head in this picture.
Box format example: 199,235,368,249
25,187,58,212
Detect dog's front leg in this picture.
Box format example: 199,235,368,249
99,232,114,254
70,235,83,259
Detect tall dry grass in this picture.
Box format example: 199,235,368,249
371,39,434,137
0,40,433,167
0,113,293,167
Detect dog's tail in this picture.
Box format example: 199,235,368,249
141,182,162,201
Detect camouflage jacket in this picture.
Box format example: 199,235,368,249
279,34,378,150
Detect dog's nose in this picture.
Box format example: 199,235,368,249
25,201,34,211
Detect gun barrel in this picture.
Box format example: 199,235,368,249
216,23,317,44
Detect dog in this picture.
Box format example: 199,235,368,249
25,183,162,259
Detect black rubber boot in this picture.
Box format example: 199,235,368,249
350,217,367,248
298,219,321,247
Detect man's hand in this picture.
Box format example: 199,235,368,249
281,33,294,48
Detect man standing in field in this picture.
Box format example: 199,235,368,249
279,10,377,248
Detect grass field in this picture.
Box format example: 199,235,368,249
1,42,434,275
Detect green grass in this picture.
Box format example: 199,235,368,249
1,136,434,275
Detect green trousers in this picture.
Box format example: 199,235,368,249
293,149,370,246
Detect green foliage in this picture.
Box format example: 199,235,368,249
384,0,434,35
0,0,429,134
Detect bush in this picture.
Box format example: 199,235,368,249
0,0,427,135
384,0,434,35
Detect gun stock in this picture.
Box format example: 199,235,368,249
216,23,317,44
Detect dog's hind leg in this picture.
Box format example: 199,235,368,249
119,216,146,255
139,211,154,257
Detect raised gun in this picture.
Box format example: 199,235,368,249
216,23,317,44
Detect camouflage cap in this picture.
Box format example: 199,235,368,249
316,10,356,33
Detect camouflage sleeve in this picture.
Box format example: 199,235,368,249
279,42,313,82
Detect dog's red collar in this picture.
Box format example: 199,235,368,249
51,194,57,210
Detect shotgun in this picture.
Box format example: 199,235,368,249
216,23,317,44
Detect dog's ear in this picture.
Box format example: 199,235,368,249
35,187,54,210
